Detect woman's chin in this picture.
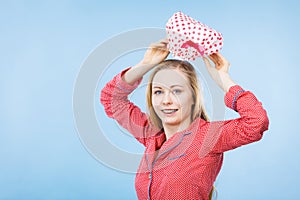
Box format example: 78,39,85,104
162,119,181,127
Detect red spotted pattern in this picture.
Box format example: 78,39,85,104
166,11,224,60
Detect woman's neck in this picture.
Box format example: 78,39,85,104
163,121,191,140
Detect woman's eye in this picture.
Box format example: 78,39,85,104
153,90,162,95
173,89,182,94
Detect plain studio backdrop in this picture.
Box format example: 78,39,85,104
1,0,299,199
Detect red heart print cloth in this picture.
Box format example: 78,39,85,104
166,11,223,60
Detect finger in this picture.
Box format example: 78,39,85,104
149,44,167,52
215,53,226,62
152,38,168,47
159,38,168,44
208,53,217,60
210,53,229,70
215,53,230,66
208,53,219,66
151,40,168,48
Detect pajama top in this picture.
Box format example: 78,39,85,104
100,68,269,200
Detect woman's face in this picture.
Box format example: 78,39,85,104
151,68,194,130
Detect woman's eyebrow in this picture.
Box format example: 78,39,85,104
170,85,184,88
152,85,184,89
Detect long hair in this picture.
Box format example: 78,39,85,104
146,59,209,130
209,186,217,200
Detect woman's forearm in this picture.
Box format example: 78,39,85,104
123,62,154,85
219,73,237,93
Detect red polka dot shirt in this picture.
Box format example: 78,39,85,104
100,69,269,200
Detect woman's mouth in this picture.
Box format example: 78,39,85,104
161,109,178,114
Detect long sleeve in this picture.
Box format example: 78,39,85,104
100,68,159,146
206,85,269,154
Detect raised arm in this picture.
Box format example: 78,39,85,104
100,39,169,146
200,53,269,154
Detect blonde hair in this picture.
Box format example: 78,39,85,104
209,185,217,200
146,59,209,130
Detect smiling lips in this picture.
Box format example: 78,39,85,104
161,109,179,114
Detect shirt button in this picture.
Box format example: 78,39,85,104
149,173,152,179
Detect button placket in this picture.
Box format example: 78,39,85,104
146,132,192,199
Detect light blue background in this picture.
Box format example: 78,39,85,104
1,0,299,199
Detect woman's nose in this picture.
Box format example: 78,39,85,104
162,92,173,105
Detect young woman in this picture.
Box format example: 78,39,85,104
100,39,269,200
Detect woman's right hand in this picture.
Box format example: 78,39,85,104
140,38,170,67
123,39,169,85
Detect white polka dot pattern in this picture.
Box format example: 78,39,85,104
166,11,224,60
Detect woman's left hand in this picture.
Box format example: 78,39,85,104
203,53,236,92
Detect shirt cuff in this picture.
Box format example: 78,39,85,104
116,67,143,93
224,85,246,111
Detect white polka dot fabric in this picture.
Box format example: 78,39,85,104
166,11,224,60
